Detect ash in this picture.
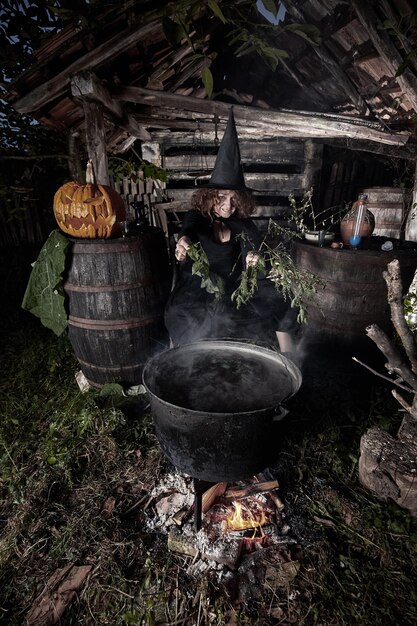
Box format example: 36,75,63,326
144,469,194,533
148,470,303,590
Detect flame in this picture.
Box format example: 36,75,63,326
225,500,266,533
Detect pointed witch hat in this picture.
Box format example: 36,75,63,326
205,107,249,190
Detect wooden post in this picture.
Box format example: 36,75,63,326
82,100,110,185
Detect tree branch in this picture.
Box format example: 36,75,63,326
365,324,417,391
383,259,417,373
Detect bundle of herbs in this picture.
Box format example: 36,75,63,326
186,220,322,325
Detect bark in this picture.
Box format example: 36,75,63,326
383,259,417,374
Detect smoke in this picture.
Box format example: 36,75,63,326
149,343,301,414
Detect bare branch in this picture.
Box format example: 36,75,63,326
384,259,417,373
366,324,417,391
352,357,415,393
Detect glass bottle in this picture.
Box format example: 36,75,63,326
340,193,375,248
130,200,149,232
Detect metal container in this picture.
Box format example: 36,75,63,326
142,340,302,482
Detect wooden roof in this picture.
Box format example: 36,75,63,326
6,0,417,159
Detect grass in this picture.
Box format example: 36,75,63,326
1,309,417,625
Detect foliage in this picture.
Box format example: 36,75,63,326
186,221,321,324
21,229,69,336
230,224,322,324
161,0,321,93
382,11,417,78
289,187,346,233
187,241,225,298
108,157,169,184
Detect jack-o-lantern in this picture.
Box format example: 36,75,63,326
53,161,126,238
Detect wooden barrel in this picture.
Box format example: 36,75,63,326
361,187,405,239
64,231,170,387
293,239,417,339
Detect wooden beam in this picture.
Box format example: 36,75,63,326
282,0,372,116
114,86,411,146
82,101,109,185
322,137,417,161
12,20,161,114
351,0,417,111
71,71,151,141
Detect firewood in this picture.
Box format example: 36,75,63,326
202,482,228,513
171,482,228,526
26,564,92,626
223,480,279,500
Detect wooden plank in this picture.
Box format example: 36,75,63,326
115,87,407,141
351,0,417,111
13,21,161,114
283,0,371,115
165,187,304,203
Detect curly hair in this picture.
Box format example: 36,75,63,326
191,188,256,219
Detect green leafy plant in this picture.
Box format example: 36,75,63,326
288,187,346,233
161,0,321,94
231,223,322,324
186,242,225,298
108,158,169,184
21,229,69,336
187,223,322,324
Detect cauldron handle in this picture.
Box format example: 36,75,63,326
272,404,289,422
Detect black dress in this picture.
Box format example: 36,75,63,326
164,209,298,346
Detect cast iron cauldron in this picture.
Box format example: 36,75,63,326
142,340,302,482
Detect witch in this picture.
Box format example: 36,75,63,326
164,108,299,351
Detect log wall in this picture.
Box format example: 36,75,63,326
160,138,323,229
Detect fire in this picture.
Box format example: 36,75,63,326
225,500,266,532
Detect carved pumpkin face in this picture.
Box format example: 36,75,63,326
53,182,126,238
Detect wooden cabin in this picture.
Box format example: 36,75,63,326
4,0,417,238
3,0,417,349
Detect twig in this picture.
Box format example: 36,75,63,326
352,357,414,393
392,389,413,413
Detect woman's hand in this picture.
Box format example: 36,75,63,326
175,235,192,261
245,251,261,267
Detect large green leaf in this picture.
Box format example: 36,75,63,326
22,229,70,336
202,66,213,97
285,23,322,45
162,16,185,46
260,0,278,18
208,0,227,24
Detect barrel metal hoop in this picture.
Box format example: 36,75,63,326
68,314,162,330
77,358,144,372
71,241,145,254
64,278,154,292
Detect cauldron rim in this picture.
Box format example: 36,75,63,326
142,339,302,416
